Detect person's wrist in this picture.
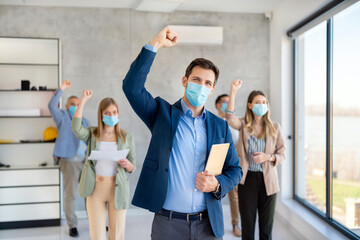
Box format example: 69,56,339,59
125,163,133,172
213,181,220,193
230,89,238,95
149,40,161,50
225,109,235,114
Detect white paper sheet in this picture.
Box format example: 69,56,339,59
88,149,129,162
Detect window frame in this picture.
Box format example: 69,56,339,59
292,13,360,240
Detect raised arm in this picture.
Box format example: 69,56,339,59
71,90,92,142
48,80,71,125
225,79,244,130
122,27,178,130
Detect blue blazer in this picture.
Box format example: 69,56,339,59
122,47,242,238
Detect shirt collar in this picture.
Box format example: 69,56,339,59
180,98,207,119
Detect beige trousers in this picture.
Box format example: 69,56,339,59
86,175,127,240
228,185,240,225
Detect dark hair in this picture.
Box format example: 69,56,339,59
215,94,229,106
185,58,220,85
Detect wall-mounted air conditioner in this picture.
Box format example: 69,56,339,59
167,25,223,46
135,0,185,13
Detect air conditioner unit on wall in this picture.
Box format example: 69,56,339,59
167,25,223,46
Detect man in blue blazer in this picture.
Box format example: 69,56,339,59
123,27,242,239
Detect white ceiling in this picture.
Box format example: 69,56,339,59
0,0,284,13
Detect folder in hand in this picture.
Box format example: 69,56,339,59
205,143,230,176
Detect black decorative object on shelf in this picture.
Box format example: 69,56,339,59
0,89,56,92
39,162,48,167
31,86,37,91
0,162,10,168
21,80,30,90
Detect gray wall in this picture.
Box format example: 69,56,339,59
0,6,269,208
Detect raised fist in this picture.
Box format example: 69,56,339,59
60,80,71,91
149,27,178,49
81,89,93,102
230,79,243,93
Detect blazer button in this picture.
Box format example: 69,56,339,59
169,147,172,152
116,170,119,173
165,168,168,173
115,184,118,187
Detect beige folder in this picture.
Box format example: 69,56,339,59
205,143,230,176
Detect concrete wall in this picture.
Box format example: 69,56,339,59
0,5,269,209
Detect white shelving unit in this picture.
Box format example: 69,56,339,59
0,37,61,229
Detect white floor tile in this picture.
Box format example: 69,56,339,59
0,205,298,240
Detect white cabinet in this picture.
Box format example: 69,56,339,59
0,169,60,187
0,37,61,229
0,203,60,222
0,186,60,204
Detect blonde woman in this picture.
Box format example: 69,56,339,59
225,80,285,240
71,90,135,240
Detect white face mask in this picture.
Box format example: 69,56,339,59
185,82,212,107
252,104,268,117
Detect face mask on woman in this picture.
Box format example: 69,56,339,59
102,115,119,127
185,82,212,107
252,104,268,117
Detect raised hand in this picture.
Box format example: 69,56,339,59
81,89,93,103
60,80,71,91
149,27,178,50
230,79,243,93
73,89,92,118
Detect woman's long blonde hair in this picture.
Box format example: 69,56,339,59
244,90,276,139
93,98,126,143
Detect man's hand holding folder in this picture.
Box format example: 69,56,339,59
196,170,218,192
196,143,230,193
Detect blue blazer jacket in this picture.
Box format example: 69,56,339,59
122,47,242,238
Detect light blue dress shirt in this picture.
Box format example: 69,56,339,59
144,44,208,213
162,99,208,213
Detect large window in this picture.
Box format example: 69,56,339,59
332,2,360,230
294,1,360,239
